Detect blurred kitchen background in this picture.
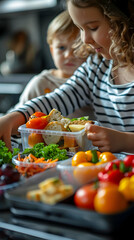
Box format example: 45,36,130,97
0,0,65,115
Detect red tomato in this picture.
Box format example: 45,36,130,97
29,112,47,119
124,155,134,167
74,183,98,210
26,117,48,129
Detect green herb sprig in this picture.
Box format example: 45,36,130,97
70,116,89,122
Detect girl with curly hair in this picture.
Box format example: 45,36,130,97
0,0,134,153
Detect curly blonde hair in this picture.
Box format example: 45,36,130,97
66,0,134,67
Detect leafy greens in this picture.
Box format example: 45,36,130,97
22,143,68,161
0,140,20,166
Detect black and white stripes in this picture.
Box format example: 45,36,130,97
14,54,134,132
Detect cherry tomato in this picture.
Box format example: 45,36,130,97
74,183,98,210
26,117,48,129
29,112,47,119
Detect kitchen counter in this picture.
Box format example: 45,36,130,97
0,197,134,240
0,207,107,240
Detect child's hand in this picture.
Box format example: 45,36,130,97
85,123,125,153
0,114,13,150
0,112,25,151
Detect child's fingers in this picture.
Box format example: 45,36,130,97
85,124,103,141
85,123,101,133
85,122,94,132
92,138,113,152
97,145,109,152
86,131,98,141
89,139,108,152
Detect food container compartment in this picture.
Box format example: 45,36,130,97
12,152,74,178
18,124,95,152
12,154,57,178
4,167,134,234
57,153,126,187
57,159,108,187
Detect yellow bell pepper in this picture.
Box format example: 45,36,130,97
99,152,116,163
118,175,134,201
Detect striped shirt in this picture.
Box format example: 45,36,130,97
15,54,134,132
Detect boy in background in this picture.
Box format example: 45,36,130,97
8,10,94,147
14,10,87,109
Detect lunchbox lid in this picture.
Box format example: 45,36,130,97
18,124,86,137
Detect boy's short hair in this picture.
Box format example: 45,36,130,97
47,10,79,45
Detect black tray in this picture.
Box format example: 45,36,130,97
4,168,134,234
0,175,25,211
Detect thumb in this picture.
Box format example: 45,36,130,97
85,122,99,133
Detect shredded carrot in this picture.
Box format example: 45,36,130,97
29,154,38,162
49,159,58,163
18,153,23,161
16,153,58,177
34,158,46,163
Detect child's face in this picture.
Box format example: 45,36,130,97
68,2,112,60
50,33,86,78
